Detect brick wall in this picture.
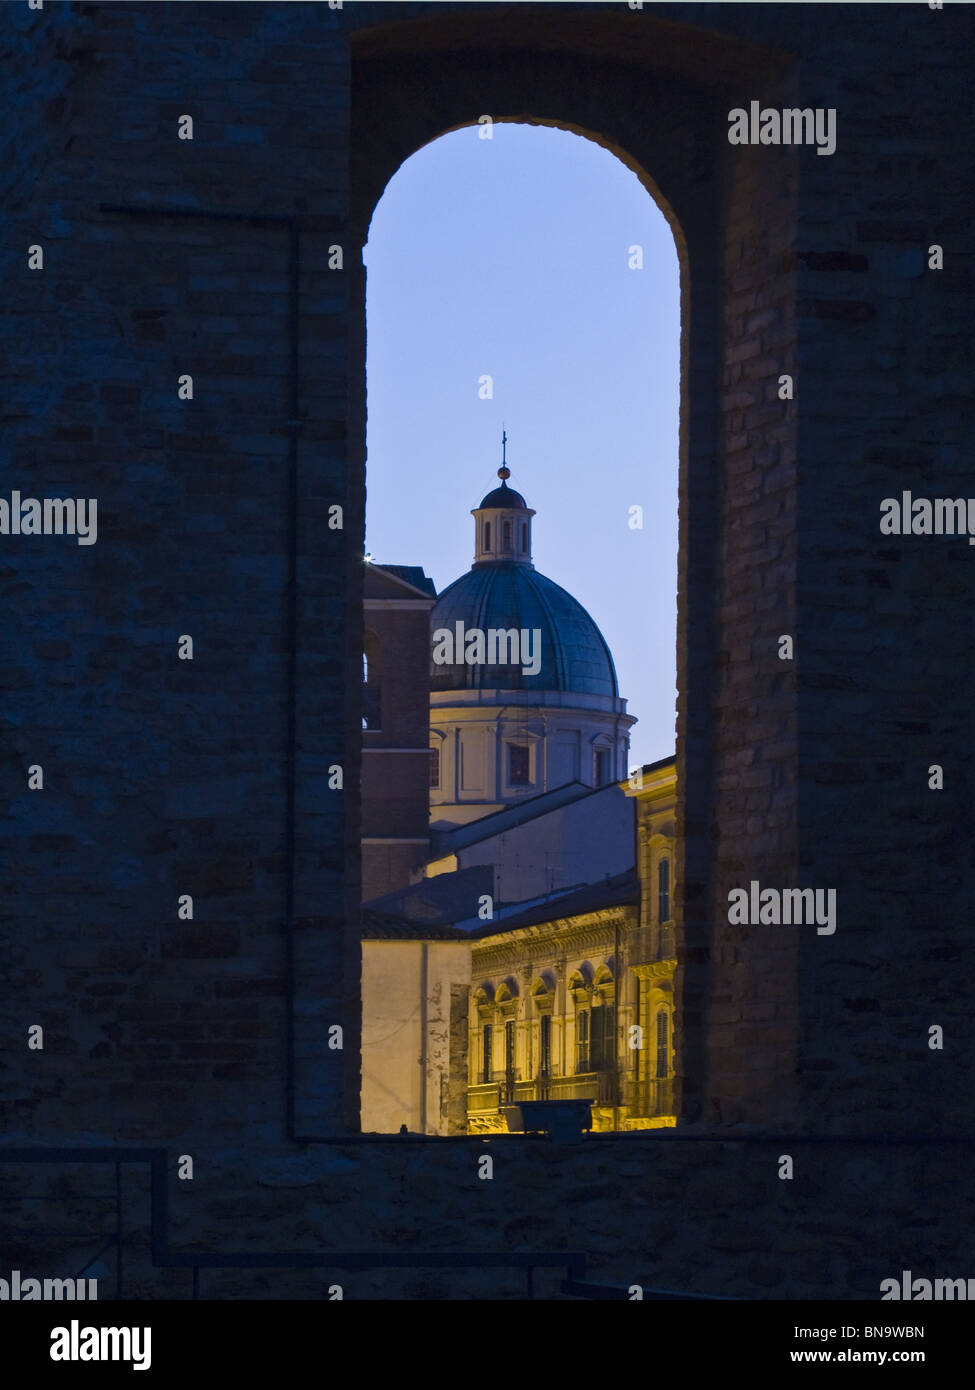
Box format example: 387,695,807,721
3,0,973,1296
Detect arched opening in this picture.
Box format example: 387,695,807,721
362,122,679,775
349,11,801,1133
356,109,682,1134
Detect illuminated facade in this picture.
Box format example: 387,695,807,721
360,759,677,1135
465,759,677,1133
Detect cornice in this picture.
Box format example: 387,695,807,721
472,908,638,971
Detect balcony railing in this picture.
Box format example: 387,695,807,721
548,1072,617,1104
468,1083,501,1113
468,1078,535,1113
623,1077,675,1117
469,1072,676,1118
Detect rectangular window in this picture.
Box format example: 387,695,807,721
503,520,512,549
484,521,491,550
482,1024,493,1083
656,1010,669,1079
504,1019,516,1103
658,858,671,923
539,1013,551,1077
429,746,440,789
507,743,530,786
591,1003,615,1071
362,682,382,731
576,1008,590,1073
595,748,610,785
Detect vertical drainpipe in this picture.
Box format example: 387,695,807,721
419,941,429,1134
614,913,621,1132
633,784,642,1108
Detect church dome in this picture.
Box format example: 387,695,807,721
478,481,527,510
428,441,635,826
430,561,620,697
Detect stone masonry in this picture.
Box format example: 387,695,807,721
2,1,973,1297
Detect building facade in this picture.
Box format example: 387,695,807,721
361,562,437,901
465,760,677,1134
360,760,677,1136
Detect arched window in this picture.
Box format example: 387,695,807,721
657,857,670,924
656,1009,669,1079
361,118,680,1134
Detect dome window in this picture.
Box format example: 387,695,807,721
503,520,512,549
507,743,531,786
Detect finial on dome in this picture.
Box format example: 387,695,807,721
498,426,510,481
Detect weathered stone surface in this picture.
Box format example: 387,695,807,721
3,0,972,1297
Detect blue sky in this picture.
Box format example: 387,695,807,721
363,122,679,770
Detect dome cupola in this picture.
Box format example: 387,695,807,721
471,431,535,567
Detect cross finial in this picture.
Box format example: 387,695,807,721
498,426,510,481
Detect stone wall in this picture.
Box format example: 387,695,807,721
3,1,973,1297
4,1135,972,1301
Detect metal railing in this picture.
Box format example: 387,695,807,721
468,1082,502,1112
469,1072,623,1111
622,1077,675,1116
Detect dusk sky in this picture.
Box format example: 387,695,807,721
363,122,680,770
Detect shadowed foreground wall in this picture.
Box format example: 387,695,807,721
2,1,973,1297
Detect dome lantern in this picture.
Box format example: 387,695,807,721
471,430,535,567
